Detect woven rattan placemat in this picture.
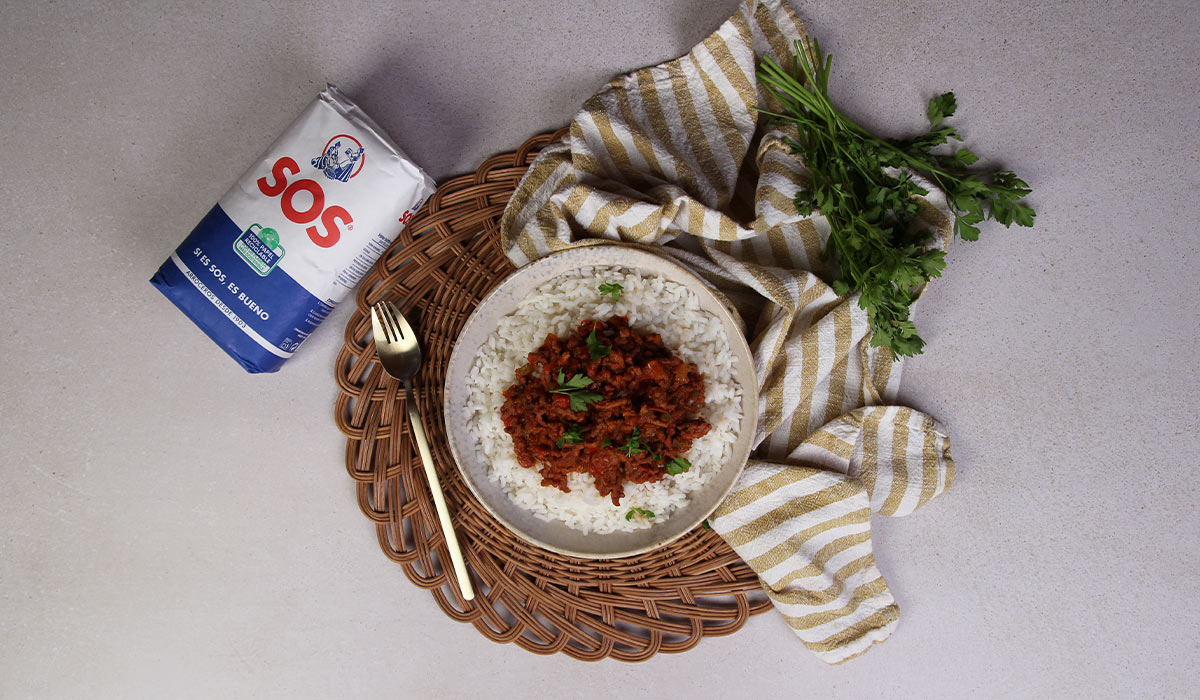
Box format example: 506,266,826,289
333,129,770,661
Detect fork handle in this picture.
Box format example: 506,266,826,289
404,383,476,601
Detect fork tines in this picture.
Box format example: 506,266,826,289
371,301,408,343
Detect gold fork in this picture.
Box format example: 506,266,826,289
370,300,475,600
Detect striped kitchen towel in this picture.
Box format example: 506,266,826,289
499,0,955,663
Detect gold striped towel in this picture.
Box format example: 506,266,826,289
499,0,956,663
710,407,953,663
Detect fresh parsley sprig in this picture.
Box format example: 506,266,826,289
619,426,646,456
755,38,1035,358
598,282,623,301
586,327,611,360
665,457,691,475
549,370,603,411
555,423,584,448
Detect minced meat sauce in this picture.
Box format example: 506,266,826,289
500,316,711,505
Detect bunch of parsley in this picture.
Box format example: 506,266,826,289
756,39,1035,358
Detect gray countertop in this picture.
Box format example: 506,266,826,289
2,0,1197,697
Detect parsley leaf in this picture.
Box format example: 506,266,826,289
625,507,655,521
586,327,611,360
926,92,956,127
701,519,711,531
756,40,1035,359
555,424,584,448
598,282,623,301
549,371,602,411
620,427,646,456
554,371,593,389
566,392,602,412
665,457,691,475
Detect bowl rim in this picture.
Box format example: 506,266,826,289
442,243,758,558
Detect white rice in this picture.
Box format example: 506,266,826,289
464,265,742,534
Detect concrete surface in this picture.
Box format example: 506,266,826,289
2,0,1198,698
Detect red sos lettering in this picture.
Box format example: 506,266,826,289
256,157,352,248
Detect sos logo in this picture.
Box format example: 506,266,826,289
256,157,353,248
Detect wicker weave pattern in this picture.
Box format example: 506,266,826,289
333,130,769,661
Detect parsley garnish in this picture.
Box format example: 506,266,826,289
625,507,655,521
619,427,646,456
554,370,591,389
598,282,623,301
665,457,691,475
549,370,603,411
701,519,711,531
555,424,584,448
586,327,611,360
756,39,1035,359
926,91,956,128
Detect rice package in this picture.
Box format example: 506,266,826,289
151,85,435,372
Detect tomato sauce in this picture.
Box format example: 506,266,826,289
500,316,711,505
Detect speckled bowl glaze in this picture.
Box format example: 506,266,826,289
442,244,757,559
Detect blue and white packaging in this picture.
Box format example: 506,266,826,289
151,85,435,373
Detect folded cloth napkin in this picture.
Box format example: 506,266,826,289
499,0,955,664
